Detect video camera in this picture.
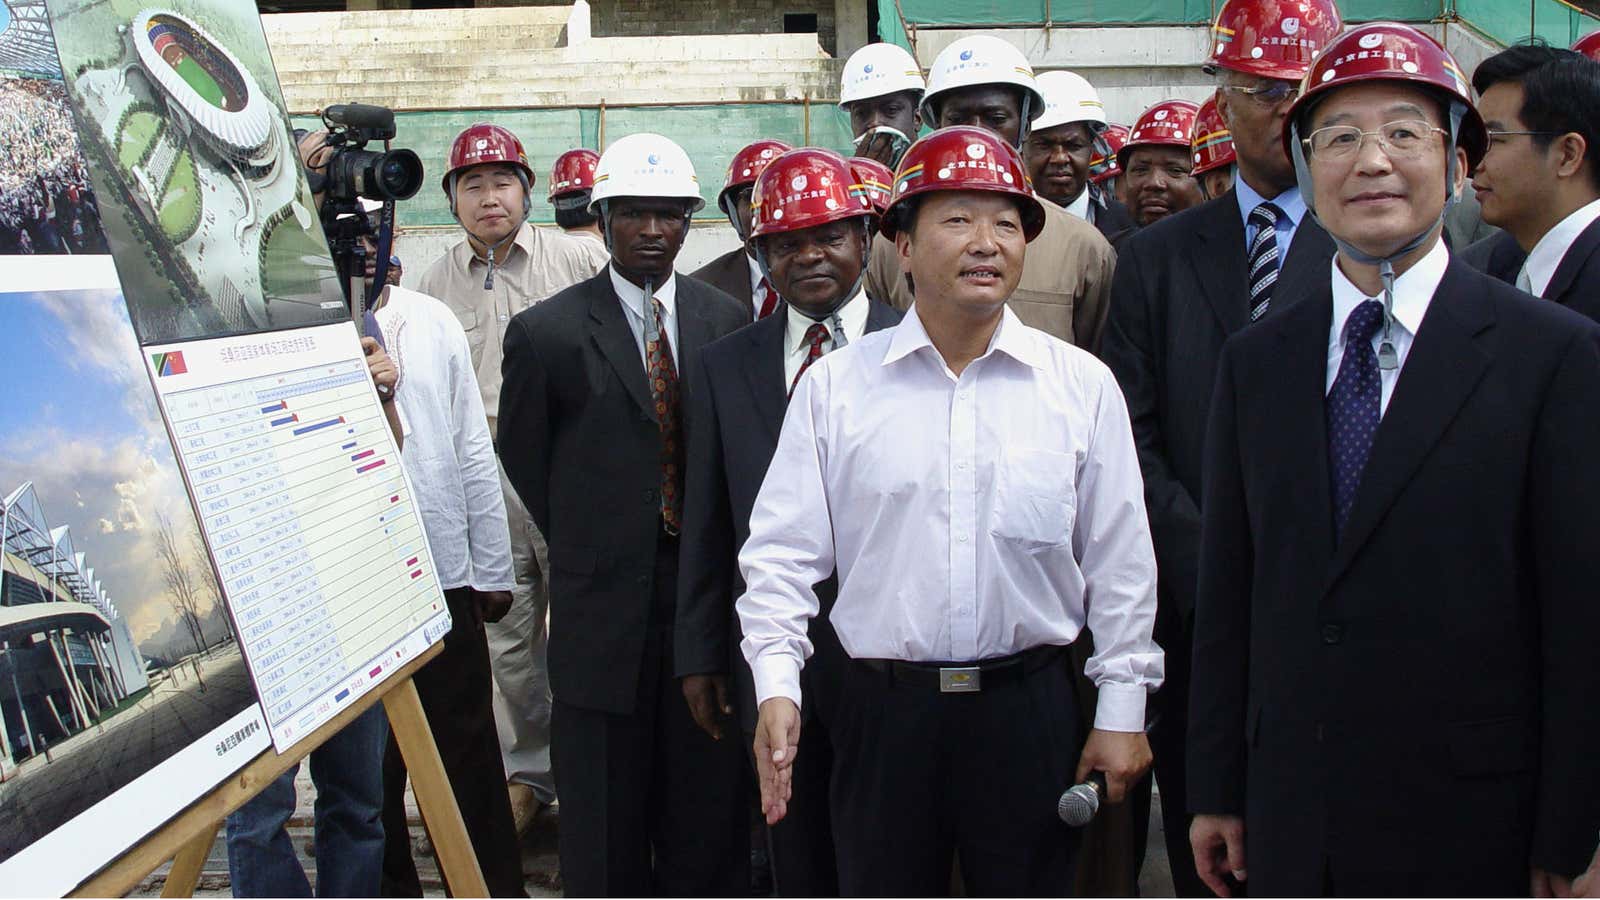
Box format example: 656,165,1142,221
300,103,424,323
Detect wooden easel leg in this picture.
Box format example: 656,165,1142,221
161,822,219,898
385,677,490,897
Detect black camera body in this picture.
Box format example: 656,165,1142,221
312,103,424,204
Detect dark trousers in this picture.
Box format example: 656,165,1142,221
827,650,1084,896
551,537,749,897
1132,615,1208,897
380,587,525,898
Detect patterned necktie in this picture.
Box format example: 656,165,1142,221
645,297,683,534
788,321,830,398
756,277,779,319
1248,202,1283,322
1326,299,1386,536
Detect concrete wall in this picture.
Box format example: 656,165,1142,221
592,0,838,55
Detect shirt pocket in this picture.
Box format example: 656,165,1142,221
989,446,1077,550
452,305,486,365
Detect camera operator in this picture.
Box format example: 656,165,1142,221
221,131,404,900
416,123,608,835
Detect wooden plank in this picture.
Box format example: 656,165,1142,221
160,823,218,898
384,678,488,897
69,642,443,898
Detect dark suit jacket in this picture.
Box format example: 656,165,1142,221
1188,258,1600,893
1093,196,1138,246
675,299,902,732
497,268,748,714
690,247,756,319
1100,189,1333,635
1464,217,1600,322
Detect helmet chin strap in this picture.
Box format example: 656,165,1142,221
752,218,873,341
451,169,532,290
1290,101,1467,371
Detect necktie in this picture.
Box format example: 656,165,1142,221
645,297,683,534
789,321,830,397
1326,299,1386,536
756,277,778,319
1247,202,1282,322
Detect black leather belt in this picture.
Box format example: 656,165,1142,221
856,644,1066,693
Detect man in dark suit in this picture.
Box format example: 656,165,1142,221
1098,0,1342,892
677,147,901,897
497,133,751,896
1464,43,1600,322
1025,69,1137,244
1188,25,1600,897
691,139,792,322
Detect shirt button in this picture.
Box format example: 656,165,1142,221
636,574,649,586
1321,623,1344,645
957,534,969,543
644,488,657,504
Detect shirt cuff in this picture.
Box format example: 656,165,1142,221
1092,682,1148,733
751,652,804,713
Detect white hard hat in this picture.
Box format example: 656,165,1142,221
921,35,1046,126
1032,70,1108,132
588,132,705,213
839,42,925,107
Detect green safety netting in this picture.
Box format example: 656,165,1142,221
875,0,1599,51
294,103,856,228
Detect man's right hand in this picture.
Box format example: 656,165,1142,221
681,673,732,741
753,697,801,826
1191,813,1247,897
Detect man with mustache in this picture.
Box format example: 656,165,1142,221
497,133,751,896
738,127,1162,896
691,139,792,321
1188,23,1600,896
1119,100,1206,229
416,123,608,836
676,147,901,897
1025,69,1136,244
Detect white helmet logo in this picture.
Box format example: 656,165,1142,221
1358,32,1384,49
760,148,774,158
792,174,808,191
475,139,488,150
1282,17,1300,35
965,143,986,160
1154,109,1169,121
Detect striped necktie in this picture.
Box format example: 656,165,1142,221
1248,202,1283,322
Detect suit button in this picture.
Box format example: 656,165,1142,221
636,575,649,586
1321,623,1344,645
644,488,657,504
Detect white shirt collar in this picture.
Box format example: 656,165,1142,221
1235,179,1307,230
884,304,1046,372
1064,189,1092,222
1519,197,1600,297
785,289,869,359
747,252,765,294
608,264,677,319
1330,238,1448,345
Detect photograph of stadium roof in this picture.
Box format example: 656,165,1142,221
41,0,346,342
0,1,57,77
0,286,259,869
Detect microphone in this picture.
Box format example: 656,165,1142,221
1057,772,1107,827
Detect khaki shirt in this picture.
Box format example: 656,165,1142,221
865,197,1116,352
417,222,609,425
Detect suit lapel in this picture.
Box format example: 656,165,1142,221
1271,216,1334,317
864,298,901,333
1544,216,1600,304
673,275,721,381
742,312,789,442
1187,193,1250,333
1326,261,1493,585
587,275,655,419
1271,286,1339,564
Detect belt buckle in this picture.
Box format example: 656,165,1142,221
939,667,981,693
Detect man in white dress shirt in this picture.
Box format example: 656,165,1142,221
736,126,1163,896
1464,43,1600,321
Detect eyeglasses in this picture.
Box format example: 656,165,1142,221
1303,119,1448,162
1222,81,1300,106
1486,129,1560,142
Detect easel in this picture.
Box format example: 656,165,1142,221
68,643,489,898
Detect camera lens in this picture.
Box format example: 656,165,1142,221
375,150,423,200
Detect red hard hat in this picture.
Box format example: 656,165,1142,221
548,148,599,201
749,148,875,240
1207,0,1343,82
1119,100,1201,170
1572,31,1600,62
719,139,793,215
1089,123,1129,183
1285,22,1486,169
848,156,894,216
442,123,533,195
1191,96,1236,175
881,126,1045,242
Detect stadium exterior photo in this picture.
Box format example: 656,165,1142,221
0,481,148,780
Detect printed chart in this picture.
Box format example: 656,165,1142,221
145,323,449,751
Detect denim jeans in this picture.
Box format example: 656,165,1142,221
225,704,389,897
